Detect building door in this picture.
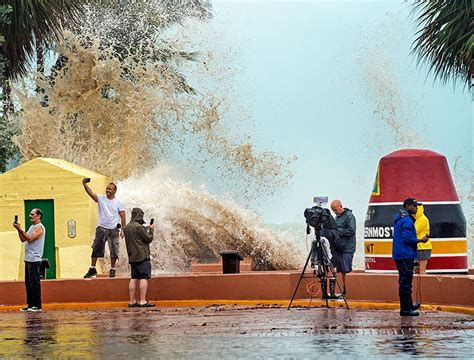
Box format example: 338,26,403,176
24,200,56,279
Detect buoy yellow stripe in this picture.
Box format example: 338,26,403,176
0,300,472,315
364,240,467,255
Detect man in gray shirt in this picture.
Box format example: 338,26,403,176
13,208,46,312
82,179,126,278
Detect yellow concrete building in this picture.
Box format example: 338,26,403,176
0,158,111,280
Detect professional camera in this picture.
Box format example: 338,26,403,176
304,206,332,269
288,196,349,309
304,206,331,229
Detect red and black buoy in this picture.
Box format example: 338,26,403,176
364,149,468,273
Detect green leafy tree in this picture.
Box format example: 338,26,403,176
411,0,473,86
0,4,11,78
0,4,13,172
0,1,86,171
0,114,18,173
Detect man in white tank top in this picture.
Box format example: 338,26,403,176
83,179,126,278
13,208,46,312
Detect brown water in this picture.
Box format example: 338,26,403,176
11,4,301,274
114,169,303,273
0,306,472,358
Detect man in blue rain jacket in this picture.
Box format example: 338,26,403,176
393,198,429,316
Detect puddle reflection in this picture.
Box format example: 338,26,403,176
125,313,153,345
0,308,472,358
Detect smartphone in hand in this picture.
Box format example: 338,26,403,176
14,215,18,224
150,218,154,225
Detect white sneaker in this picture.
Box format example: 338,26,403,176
20,307,29,312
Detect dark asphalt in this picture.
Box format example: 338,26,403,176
0,305,472,358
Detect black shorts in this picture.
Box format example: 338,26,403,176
332,252,354,273
130,260,151,280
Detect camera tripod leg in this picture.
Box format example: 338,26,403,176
321,265,329,307
321,246,350,310
290,233,350,310
288,250,312,310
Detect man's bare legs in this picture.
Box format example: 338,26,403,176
90,257,117,269
129,279,149,304
129,279,138,304
139,280,148,304
418,260,428,274
341,272,347,295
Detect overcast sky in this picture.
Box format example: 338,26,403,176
182,0,472,226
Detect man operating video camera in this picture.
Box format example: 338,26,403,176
288,197,349,310
304,199,342,299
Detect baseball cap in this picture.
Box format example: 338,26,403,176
403,198,422,207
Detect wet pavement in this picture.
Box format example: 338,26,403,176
0,305,473,358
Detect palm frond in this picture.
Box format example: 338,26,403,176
0,0,86,79
411,0,473,86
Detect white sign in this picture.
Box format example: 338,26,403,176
313,196,328,207
68,220,76,238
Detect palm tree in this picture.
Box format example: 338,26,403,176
0,1,85,172
0,0,86,80
0,4,13,173
411,0,473,87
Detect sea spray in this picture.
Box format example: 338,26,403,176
13,30,293,194
11,4,300,272
113,167,302,274
357,11,422,150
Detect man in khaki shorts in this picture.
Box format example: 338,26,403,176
83,179,126,278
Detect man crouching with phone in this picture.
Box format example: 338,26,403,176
124,208,155,307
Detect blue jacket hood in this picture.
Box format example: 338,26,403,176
392,209,418,260
394,209,412,224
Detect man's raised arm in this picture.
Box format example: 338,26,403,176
82,178,98,202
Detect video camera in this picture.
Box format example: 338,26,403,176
304,204,333,268
304,196,331,231
304,206,331,230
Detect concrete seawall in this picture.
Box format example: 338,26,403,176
0,271,472,308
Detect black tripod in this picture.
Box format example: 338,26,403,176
288,226,349,310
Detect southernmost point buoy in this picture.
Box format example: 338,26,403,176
364,149,468,273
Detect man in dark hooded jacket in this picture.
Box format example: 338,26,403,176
393,198,429,316
330,200,356,296
124,208,154,307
